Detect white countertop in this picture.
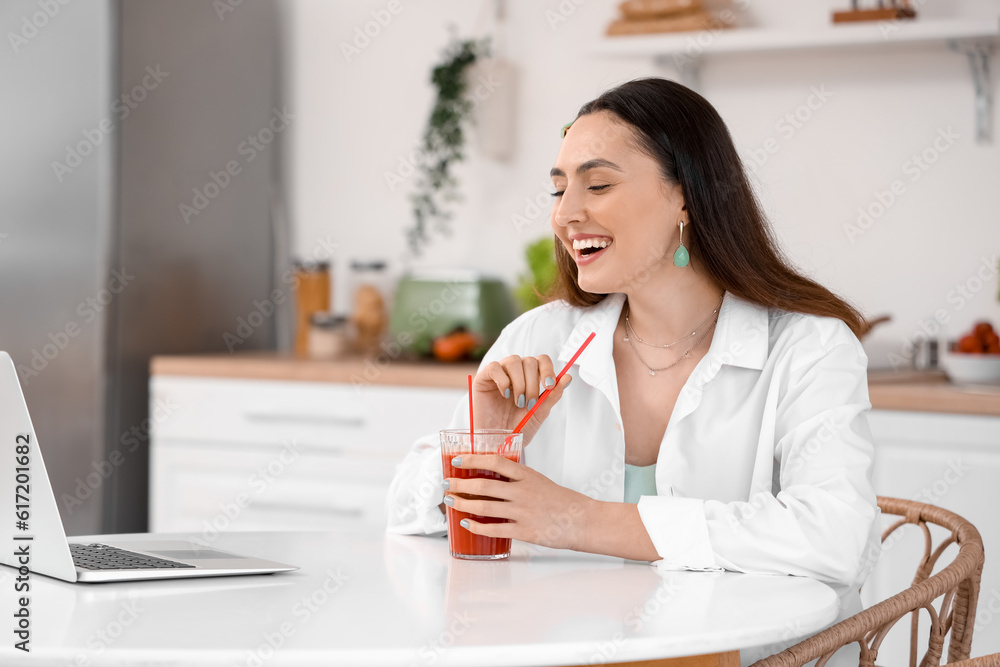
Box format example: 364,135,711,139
0,527,839,665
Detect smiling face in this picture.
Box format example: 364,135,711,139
550,111,686,295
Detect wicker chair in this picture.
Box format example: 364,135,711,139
943,655,1000,667
749,496,985,667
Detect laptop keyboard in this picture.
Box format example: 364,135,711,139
70,543,196,571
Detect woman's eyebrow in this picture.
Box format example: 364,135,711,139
550,158,623,178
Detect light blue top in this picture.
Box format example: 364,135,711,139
623,463,657,504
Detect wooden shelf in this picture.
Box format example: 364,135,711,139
595,17,998,57
594,17,999,143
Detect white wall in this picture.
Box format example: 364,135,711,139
283,0,1000,369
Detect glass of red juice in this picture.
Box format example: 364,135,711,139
440,429,523,560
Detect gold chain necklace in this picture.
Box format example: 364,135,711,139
623,301,722,376
624,301,721,348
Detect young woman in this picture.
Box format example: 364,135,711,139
386,77,880,661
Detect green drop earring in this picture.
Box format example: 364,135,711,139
673,220,690,268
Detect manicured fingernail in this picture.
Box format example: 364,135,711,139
444,495,454,506
441,479,450,489
517,394,525,408
544,376,555,387
504,387,511,399
527,398,536,409
451,456,462,466
460,519,470,529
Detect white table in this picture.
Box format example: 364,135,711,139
0,527,839,666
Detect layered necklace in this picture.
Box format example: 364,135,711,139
623,297,723,376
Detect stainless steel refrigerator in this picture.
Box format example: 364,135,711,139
1,0,288,535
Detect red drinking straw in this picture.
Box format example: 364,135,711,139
512,331,596,434
468,374,475,451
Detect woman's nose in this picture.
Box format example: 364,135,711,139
551,188,583,229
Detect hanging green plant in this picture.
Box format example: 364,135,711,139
406,30,491,255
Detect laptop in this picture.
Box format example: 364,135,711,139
0,351,298,583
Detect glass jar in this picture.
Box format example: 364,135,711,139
293,260,331,357
348,260,391,355
308,312,351,359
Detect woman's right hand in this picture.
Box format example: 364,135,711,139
471,354,572,445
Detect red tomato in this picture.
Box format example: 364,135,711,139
958,335,983,353
974,321,995,339
432,331,479,362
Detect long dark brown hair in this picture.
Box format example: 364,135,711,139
549,77,868,339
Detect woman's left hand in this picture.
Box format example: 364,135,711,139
443,454,595,551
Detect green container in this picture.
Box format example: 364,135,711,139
387,271,517,359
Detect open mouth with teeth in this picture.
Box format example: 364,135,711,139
572,237,613,261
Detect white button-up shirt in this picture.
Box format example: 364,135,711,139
386,290,881,664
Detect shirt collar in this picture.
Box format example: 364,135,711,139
557,293,624,388
707,290,769,372
557,290,769,387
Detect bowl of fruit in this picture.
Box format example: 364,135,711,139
942,321,1000,386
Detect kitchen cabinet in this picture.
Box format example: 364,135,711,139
149,372,465,534
864,409,1000,660
149,355,1000,657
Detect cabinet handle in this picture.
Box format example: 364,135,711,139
154,440,346,456
253,501,364,518
244,412,367,428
